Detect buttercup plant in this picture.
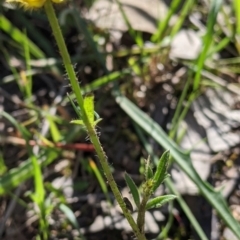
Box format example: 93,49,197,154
6,0,176,239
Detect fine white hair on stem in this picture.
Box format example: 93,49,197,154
85,135,90,141
63,84,71,88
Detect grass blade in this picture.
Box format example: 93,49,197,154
151,0,182,42
64,69,131,104
0,149,59,195
233,0,240,34
0,15,45,58
193,0,222,90
170,0,195,38
89,159,111,204
31,155,45,205
59,203,86,240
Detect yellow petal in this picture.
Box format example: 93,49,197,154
52,0,65,3
6,0,46,8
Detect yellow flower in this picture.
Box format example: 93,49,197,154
52,0,64,3
6,0,65,9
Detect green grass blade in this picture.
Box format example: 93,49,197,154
170,0,195,38
115,0,143,47
46,115,62,142
0,15,45,58
2,48,24,93
59,203,86,240
115,93,240,238
1,111,31,141
82,69,131,94
0,152,7,176
31,155,45,205
30,154,48,240
168,74,192,140
64,69,131,104
89,159,111,203
23,30,32,100
207,37,231,57
233,0,240,34
0,149,59,195
233,0,240,52
151,0,182,42
193,0,222,90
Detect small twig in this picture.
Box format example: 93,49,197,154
1,136,94,152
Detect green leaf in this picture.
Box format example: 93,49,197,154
152,150,170,192
70,119,84,125
31,155,45,206
93,118,103,126
59,203,80,229
146,195,177,210
0,153,7,176
124,172,140,208
59,203,85,240
84,94,103,126
84,93,94,123
47,115,62,142
69,93,102,127
71,117,102,127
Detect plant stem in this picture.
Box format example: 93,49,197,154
137,181,153,234
137,194,148,234
43,1,146,239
